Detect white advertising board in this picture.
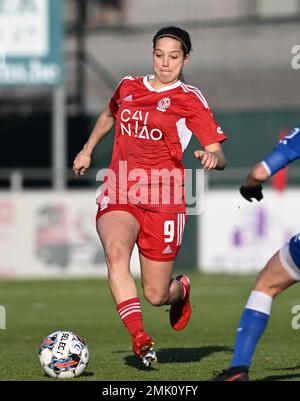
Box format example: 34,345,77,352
200,189,300,273
0,191,141,278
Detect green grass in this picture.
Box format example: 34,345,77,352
1,273,300,381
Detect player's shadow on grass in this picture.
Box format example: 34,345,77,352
123,346,231,371
261,365,300,381
261,372,300,381
81,371,94,377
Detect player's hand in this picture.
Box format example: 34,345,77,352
194,150,218,170
239,185,263,202
73,151,91,177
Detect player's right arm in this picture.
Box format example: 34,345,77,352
73,107,115,177
240,125,300,202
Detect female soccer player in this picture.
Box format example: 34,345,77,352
213,125,300,381
73,26,227,366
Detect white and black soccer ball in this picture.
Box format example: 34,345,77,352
39,330,89,378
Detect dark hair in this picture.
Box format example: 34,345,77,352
152,26,192,56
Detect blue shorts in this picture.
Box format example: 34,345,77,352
279,234,300,281
289,234,300,269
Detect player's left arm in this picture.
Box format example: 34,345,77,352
194,143,227,171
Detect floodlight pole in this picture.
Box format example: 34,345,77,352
52,85,66,190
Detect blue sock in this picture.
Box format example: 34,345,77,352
230,308,270,368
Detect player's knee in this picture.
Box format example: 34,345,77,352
143,288,168,307
105,243,129,269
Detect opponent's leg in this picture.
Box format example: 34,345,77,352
97,210,155,366
214,239,299,381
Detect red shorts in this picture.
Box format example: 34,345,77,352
96,203,187,262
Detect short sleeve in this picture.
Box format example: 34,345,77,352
108,76,133,118
263,125,300,174
185,94,227,148
109,83,122,118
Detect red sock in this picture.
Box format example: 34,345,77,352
116,297,144,338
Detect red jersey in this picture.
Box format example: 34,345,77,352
99,75,227,214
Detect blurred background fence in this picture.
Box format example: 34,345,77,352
0,0,300,278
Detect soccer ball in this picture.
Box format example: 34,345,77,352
39,330,89,378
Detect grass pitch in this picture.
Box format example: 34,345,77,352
1,273,300,381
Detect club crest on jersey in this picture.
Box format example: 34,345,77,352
157,97,171,112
